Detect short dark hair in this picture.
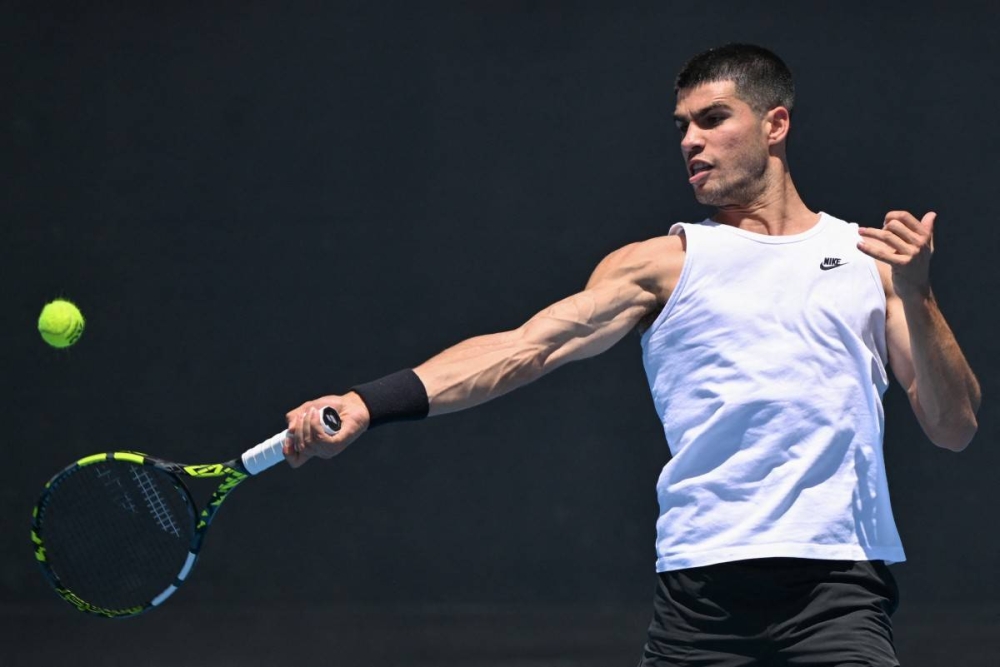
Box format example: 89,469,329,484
675,44,795,115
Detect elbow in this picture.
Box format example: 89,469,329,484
508,325,557,381
930,415,978,453
515,321,569,376
919,384,981,453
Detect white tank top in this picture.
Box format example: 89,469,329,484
640,212,905,572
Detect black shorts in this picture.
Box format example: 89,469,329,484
638,558,901,666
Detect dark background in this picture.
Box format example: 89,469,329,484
2,1,997,665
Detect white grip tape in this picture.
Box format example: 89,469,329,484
240,411,340,476
241,431,288,476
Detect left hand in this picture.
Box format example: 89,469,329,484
858,210,936,300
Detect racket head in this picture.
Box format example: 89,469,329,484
31,452,201,618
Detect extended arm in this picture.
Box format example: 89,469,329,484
859,211,981,451
283,238,678,465
415,253,660,416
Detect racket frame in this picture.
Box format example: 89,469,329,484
31,451,249,618
32,407,339,618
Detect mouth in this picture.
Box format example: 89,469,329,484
688,161,713,185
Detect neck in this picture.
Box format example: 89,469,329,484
711,158,818,236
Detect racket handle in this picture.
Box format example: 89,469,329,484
241,431,287,475
241,407,342,475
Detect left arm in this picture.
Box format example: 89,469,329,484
859,211,981,451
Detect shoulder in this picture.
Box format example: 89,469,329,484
588,235,684,286
586,235,685,321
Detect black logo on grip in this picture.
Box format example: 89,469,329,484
321,407,342,434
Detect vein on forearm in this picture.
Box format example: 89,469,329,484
416,283,652,416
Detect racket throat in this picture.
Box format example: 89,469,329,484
196,468,248,531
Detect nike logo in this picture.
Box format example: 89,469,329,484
820,257,848,271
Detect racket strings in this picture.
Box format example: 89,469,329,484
129,466,182,538
38,461,196,611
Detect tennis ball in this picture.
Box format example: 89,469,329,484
38,299,85,348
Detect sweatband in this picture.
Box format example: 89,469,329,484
349,369,429,428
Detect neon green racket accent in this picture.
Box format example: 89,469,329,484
33,529,46,562
56,587,144,618
76,454,108,467
183,463,230,477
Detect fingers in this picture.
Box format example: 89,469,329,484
858,210,936,264
282,402,308,457
283,401,309,454
881,210,936,244
882,219,921,246
922,212,937,252
283,400,352,467
305,406,323,447
286,448,308,469
920,210,937,230
883,210,920,230
283,406,318,466
296,406,315,454
856,235,897,264
859,226,911,255
883,210,936,232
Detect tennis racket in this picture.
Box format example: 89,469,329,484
30,406,342,618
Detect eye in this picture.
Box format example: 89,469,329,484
703,113,726,128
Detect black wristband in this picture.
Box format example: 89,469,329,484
349,369,429,428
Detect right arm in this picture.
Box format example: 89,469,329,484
284,237,681,466
416,242,666,415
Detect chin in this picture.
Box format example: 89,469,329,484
693,189,727,207
694,180,756,209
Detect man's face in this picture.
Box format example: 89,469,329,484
673,80,772,208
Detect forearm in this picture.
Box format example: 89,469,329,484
413,329,546,416
902,290,981,450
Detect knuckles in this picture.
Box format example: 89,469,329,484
884,210,916,224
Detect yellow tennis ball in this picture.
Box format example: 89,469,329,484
38,299,85,348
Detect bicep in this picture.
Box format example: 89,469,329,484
521,277,658,370
520,242,666,370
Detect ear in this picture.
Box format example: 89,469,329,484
765,106,790,146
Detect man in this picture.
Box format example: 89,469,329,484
283,44,980,665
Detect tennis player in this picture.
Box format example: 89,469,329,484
284,44,980,665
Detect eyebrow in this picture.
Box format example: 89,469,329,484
673,101,733,125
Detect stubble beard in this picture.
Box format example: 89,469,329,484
693,147,770,209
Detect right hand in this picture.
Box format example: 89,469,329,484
283,392,371,468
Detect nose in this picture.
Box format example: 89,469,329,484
680,124,704,157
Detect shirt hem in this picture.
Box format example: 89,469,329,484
655,543,907,572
